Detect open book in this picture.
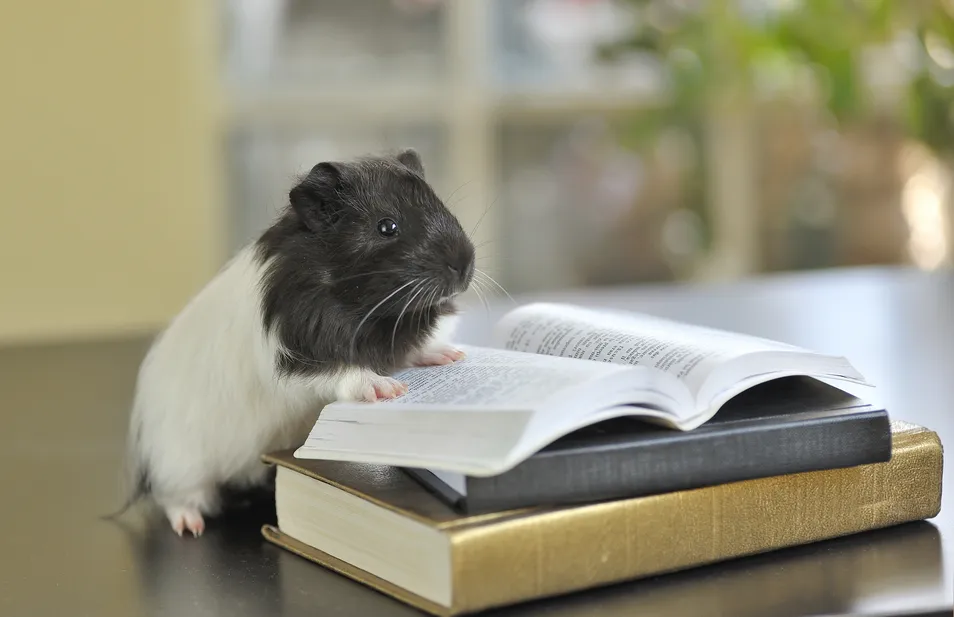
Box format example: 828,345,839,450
294,303,876,477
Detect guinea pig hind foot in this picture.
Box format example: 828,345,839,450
157,486,220,538
166,505,206,538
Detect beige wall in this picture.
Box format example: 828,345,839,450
0,1,225,345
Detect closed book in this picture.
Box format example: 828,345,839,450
261,420,943,616
406,376,891,513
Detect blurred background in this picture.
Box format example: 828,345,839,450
1,0,953,345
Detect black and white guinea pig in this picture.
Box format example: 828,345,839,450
121,148,475,537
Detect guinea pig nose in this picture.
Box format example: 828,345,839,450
446,260,474,292
447,262,470,285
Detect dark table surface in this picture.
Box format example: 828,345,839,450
1,266,951,617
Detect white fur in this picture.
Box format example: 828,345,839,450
126,244,458,535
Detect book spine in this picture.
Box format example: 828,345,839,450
462,410,892,513
447,423,942,614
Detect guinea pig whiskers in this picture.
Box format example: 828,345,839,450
391,280,428,355
441,180,475,210
414,285,435,334
416,283,442,334
476,269,514,303
331,269,406,285
349,278,420,355
470,277,492,316
470,198,498,236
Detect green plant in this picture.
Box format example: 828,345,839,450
602,0,954,157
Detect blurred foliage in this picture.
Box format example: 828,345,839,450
602,0,954,157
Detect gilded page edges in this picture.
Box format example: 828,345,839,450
447,423,943,614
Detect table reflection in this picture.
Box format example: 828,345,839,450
120,489,945,617
497,522,945,616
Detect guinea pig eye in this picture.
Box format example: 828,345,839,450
377,218,399,237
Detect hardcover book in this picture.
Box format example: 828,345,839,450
262,421,943,616
405,375,891,513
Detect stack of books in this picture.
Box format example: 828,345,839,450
261,303,944,616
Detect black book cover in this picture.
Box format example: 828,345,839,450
404,376,892,513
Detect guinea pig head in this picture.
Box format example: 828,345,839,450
288,148,476,314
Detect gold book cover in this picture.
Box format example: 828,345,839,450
261,421,943,616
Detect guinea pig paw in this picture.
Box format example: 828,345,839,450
409,345,466,367
366,375,408,401
166,506,205,538
336,370,408,402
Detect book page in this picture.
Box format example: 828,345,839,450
493,303,806,399
370,345,630,408
297,345,658,474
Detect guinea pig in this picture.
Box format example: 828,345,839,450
116,148,475,537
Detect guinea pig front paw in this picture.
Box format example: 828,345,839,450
407,344,466,367
365,375,408,402
336,370,409,403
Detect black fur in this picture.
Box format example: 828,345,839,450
253,149,475,378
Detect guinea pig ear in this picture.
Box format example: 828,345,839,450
289,161,345,232
395,148,425,178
